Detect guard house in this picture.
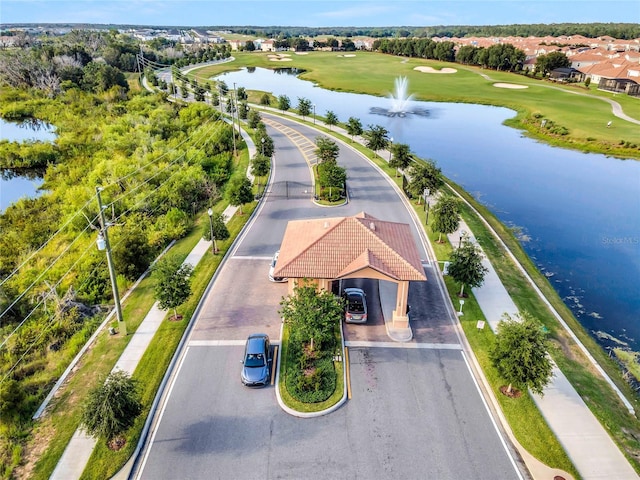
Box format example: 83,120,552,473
273,212,427,330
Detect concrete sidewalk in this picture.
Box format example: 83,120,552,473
447,221,638,480
50,238,219,480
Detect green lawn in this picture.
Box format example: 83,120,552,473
189,51,640,159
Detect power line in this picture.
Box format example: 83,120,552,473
0,197,96,288
0,219,97,323
0,239,96,351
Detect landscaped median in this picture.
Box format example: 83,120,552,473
276,323,346,416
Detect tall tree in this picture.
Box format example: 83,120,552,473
325,110,338,130
201,210,230,244
152,254,194,320
260,92,271,106
236,86,248,101
279,285,344,352
251,153,270,178
535,51,571,76
389,142,412,176
432,196,460,243
227,176,254,214
247,109,261,129
490,312,553,396
345,117,363,141
447,240,488,297
278,94,291,112
407,160,444,203
297,97,312,119
363,124,389,157
315,136,340,163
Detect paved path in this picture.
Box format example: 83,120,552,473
447,222,638,480
466,67,640,125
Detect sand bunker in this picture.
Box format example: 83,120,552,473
295,52,309,55
268,53,293,62
414,66,457,74
493,83,528,89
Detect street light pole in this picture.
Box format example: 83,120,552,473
459,229,467,248
261,137,265,156
313,104,316,124
231,83,237,157
95,186,126,335
207,208,217,254
423,188,430,226
389,137,393,161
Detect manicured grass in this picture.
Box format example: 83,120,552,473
190,51,640,159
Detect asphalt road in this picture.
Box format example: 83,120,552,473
134,115,524,480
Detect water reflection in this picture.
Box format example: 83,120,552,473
0,118,54,211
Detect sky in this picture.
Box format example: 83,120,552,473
1,0,639,28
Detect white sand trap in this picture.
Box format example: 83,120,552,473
343,54,356,57
270,58,293,62
493,83,528,89
295,52,309,55
414,66,457,74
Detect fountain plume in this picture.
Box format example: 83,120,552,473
371,76,429,118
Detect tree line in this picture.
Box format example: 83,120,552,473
222,22,640,40
373,37,527,72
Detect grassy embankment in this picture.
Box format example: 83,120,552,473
188,50,640,159
29,149,258,480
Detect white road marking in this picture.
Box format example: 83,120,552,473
345,341,461,350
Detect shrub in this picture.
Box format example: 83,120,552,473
286,353,336,403
81,370,142,445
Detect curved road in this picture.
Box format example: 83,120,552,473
133,114,526,479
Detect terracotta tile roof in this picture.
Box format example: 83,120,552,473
274,212,426,282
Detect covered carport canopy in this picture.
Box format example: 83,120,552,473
273,212,426,330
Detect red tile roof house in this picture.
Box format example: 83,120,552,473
273,212,426,331
576,59,640,96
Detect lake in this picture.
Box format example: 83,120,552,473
218,67,640,353
0,118,55,211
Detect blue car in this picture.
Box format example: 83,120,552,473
241,334,271,387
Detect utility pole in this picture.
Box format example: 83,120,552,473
96,187,126,335
232,82,238,157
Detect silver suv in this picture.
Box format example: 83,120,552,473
241,334,271,387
